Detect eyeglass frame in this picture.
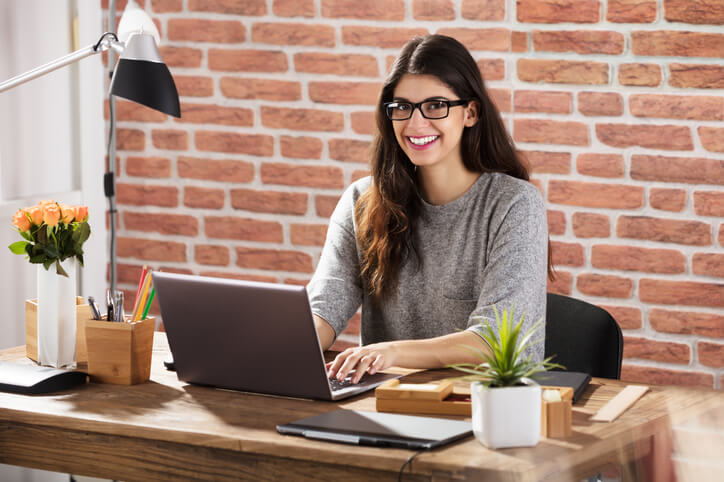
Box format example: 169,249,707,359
383,98,470,121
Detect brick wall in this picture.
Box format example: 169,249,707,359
102,0,723,389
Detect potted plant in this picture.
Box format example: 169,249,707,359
450,305,561,449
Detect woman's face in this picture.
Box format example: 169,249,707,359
390,74,477,172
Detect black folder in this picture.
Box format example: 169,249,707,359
533,371,592,403
0,362,87,395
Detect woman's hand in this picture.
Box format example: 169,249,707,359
326,342,398,384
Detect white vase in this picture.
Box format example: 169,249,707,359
36,258,77,368
471,381,541,449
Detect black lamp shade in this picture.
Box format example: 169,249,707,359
110,58,180,117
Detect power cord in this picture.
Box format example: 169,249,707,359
398,448,426,481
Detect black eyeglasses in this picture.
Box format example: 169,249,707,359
384,99,469,120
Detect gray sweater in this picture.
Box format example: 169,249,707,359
307,172,548,361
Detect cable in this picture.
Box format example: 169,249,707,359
398,448,426,481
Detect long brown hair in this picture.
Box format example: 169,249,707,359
355,34,553,299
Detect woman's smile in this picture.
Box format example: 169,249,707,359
406,135,440,149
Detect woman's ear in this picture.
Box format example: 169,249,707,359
464,100,480,127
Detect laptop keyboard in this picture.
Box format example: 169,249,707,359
328,376,356,391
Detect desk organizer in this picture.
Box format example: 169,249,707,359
84,316,155,385
541,387,573,438
25,297,92,364
375,379,472,416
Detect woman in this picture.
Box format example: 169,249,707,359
308,35,551,384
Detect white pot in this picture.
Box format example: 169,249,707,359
471,381,541,449
37,258,77,368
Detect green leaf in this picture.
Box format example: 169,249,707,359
54,259,69,277
42,258,54,270
72,222,91,246
8,241,29,255
20,230,34,242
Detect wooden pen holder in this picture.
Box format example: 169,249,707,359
541,387,573,438
84,316,155,385
25,297,92,364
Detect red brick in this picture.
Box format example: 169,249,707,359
123,212,198,236
533,30,624,55
650,308,724,338
694,191,724,217
280,136,323,159
160,47,202,68
177,103,254,126
436,28,511,52
514,119,589,146
195,131,274,156
517,0,600,23
624,337,690,364
284,278,311,287
664,0,724,25
640,279,724,308
617,216,712,246
252,23,335,47
316,195,341,218
261,162,344,189
352,170,371,182
699,126,724,153
341,26,430,48
126,156,171,178
116,128,145,151
108,100,167,122
547,210,566,235
294,53,378,77
151,0,181,12
577,273,633,298
578,92,624,117
650,188,686,212
230,189,308,215
512,31,529,52
514,90,572,114
200,271,277,283
309,82,381,105
205,216,283,243
599,305,642,330
596,124,693,150
117,263,146,285
631,155,724,185
184,186,225,209
576,153,624,178
194,245,230,266
167,19,244,43
178,156,254,183
208,49,287,72
329,139,372,164
477,59,505,81
547,270,572,295
116,184,178,207
693,253,724,278
522,151,571,174
322,0,404,20
220,77,301,101
351,111,376,135
152,130,189,150
618,63,662,87
330,338,359,352
412,0,455,20
261,106,344,132
462,0,505,20
290,224,328,246
669,63,724,89
549,180,643,209
591,245,686,274
621,365,713,388
517,59,609,84
572,212,610,238
489,88,511,113
632,31,724,58
273,0,315,17
188,0,266,14
175,76,214,97
630,94,723,121
551,241,584,267
346,312,362,336
698,342,724,368
117,237,186,262
236,247,314,273
607,0,657,22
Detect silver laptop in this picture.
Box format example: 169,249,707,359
153,271,400,400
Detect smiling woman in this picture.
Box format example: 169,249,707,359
307,35,552,384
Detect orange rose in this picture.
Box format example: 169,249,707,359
12,209,31,231
60,204,75,224
42,203,61,227
26,206,43,225
73,205,89,223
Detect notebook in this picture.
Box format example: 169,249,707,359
0,362,87,395
277,409,472,450
532,370,592,403
153,272,400,400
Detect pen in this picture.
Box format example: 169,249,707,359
114,291,125,322
106,288,115,321
87,296,102,320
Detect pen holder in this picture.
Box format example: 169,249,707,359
84,316,155,385
541,387,573,438
25,297,92,364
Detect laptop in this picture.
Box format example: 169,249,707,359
277,409,472,450
153,271,400,400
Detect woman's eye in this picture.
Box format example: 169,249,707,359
396,104,411,111
428,102,445,110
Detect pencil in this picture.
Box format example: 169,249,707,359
141,287,155,320
130,265,148,320
132,270,153,322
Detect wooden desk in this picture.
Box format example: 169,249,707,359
1,333,722,481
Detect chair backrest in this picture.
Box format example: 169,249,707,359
545,293,623,379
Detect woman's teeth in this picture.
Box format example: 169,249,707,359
408,135,439,146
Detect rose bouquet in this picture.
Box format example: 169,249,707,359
9,200,91,277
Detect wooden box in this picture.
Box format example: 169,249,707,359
541,387,573,438
84,316,155,385
375,379,472,416
25,297,92,364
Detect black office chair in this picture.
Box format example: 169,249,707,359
544,293,623,379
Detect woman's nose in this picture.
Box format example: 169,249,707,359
407,106,430,126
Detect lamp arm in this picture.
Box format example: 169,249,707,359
0,32,120,93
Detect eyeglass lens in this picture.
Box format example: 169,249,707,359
387,100,450,120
